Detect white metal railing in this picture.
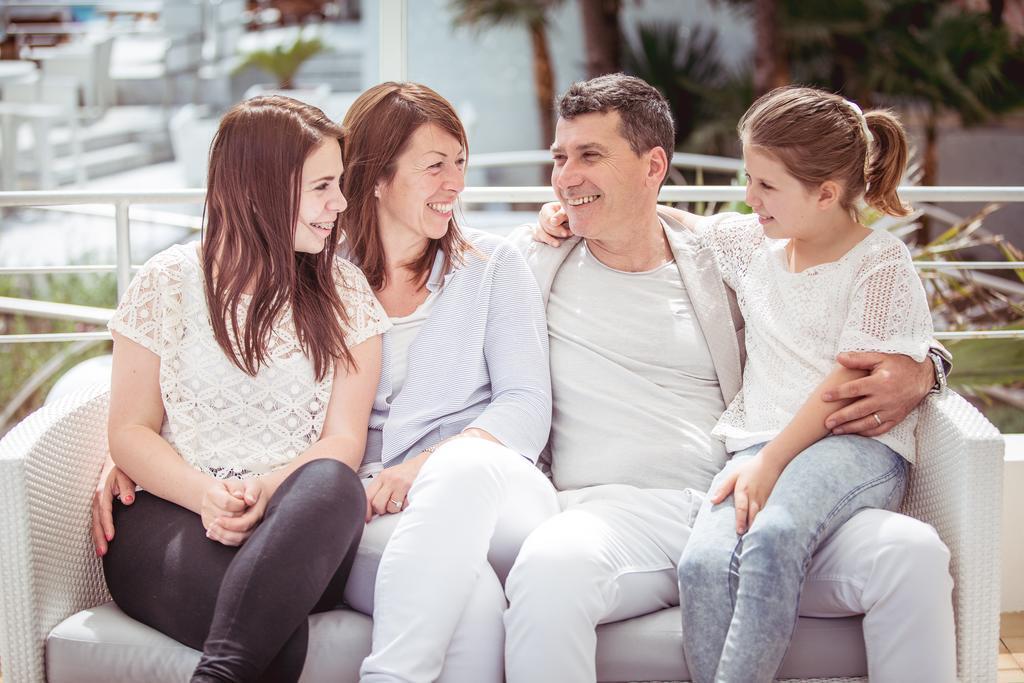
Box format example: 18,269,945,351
1,186,1023,344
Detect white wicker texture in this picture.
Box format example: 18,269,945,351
0,387,1004,683
907,390,1004,683
0,384,112,683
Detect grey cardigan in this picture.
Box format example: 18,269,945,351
361,228,552,468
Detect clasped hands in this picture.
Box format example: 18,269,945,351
200,478,268,547
91,460,270,553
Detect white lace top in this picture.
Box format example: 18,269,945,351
108,242,390,479
700,213,933,463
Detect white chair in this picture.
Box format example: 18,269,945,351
0,385,1004,682
36,36,115,117
168,103,218,187
0,71,84,189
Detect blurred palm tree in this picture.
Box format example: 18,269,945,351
622,21,753,159
907,204,1024,430
865,2,1024,239
580,0,622,77
450,0,565,147
719,0,1024,240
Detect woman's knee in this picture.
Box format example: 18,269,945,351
414,439,508,493
279,459,365,523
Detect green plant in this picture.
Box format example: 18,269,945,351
621,21,753,160
714,0,1024,240
234,34,329,90
0,271,116,436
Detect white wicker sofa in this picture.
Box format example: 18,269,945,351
0,383,1004,683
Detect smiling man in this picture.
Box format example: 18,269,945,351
502,74,955,683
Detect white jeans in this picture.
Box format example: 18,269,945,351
504,484,955,683
345,437,559,683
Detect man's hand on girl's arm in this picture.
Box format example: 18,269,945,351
824,352,934,437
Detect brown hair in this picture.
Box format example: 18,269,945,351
202,95,353,381
341,82,471,290
557,73,675,172
738,85,910,217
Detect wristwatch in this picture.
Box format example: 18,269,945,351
928,350,948,395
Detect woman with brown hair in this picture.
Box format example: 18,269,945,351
339,82,557,682
99,95,388,683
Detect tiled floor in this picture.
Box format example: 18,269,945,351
1002,612,1024,682
1,612,1023,681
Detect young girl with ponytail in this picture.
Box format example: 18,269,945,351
675,86,935,683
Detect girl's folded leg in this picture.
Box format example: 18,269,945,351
677,451,757,683
714,435,907,683
105,458,366,683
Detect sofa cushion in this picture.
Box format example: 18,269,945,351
46,601,372,683
48,602,865,682
595,607,867,682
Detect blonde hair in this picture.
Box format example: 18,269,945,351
738,86,910,217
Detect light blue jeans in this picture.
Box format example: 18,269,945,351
677,435,908,683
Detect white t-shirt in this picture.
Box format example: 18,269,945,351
108,243,391,479
700,213,934,462
384,290,439,402
546,240,728,493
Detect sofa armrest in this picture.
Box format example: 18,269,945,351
0,384,113,683
905,390,1003,683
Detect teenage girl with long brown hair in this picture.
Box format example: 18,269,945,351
100,96,388,683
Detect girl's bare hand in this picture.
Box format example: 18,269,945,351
91,459,137,556
533,202,571,247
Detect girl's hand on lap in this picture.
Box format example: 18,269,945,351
533,202,570,247
205,479,268,546
205,518,250,547
710,455,784,535
91,460,138,556
200,480,248,532
224,477,262,508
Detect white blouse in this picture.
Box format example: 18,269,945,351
699,213,934,463
384,289,439,403
108,242,390,479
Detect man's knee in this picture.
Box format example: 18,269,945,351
872,512,951,584
506,528,611,610
816,509,952,609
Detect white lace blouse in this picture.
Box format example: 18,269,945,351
108,242,390,479
700,213,934,463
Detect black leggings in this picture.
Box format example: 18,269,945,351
103,458,365,683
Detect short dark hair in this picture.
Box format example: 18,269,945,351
556,73,674,165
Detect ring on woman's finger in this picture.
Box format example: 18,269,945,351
872,412,882,427
389,498,403,510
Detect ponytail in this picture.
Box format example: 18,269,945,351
863,110,911,217
740,86,914,219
